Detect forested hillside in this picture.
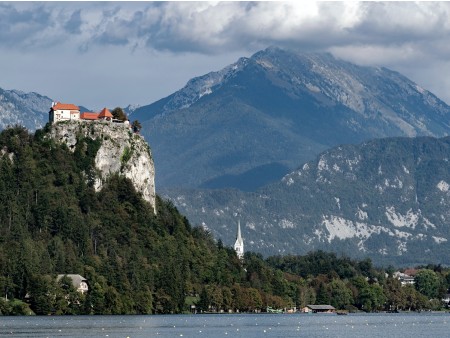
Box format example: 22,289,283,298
0,125,244,314
1,126,449,315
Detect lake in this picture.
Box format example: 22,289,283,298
1,312,449,337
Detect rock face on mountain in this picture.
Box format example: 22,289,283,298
49,121,156,213
134,47,450,190
162,136,450,266
0,88,52,131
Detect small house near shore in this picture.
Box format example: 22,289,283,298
56,274,89,294
302,305,336,313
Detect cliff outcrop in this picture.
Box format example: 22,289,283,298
48,121,156,213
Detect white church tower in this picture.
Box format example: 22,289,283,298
234,220,244,259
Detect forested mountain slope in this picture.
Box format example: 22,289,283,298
1,126,450,315
0,126,242,314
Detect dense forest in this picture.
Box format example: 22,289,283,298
0,126,449,315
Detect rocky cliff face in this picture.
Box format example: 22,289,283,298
49,121,156,213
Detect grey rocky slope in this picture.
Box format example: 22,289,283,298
162,136,450,266
0,88,52,131
134,47,450,190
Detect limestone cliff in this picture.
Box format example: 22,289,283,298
48,121,156,213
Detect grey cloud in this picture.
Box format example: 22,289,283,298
64,10,82,34
346,2,450,45
3,2,450,64
0,3,52,48
92,15,132,46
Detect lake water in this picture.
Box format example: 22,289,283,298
1,313,449,337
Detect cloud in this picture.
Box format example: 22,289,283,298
2,2,450,61
2,2,450,106
64,9,82,35
0,3,52,48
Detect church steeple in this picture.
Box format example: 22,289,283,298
234,220,244,259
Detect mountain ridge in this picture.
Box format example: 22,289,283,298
0,88,52,131
161,135,450,266
134,46,450,189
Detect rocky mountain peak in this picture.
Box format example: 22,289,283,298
155,56,251,116
133,46,450,190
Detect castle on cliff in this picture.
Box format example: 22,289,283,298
49,102,129,125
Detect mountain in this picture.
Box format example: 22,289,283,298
161,136,450,266
134,47,450,190
0,88,52,131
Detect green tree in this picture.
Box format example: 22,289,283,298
414,269,442,299
197,286,210,312
104,285,122,314
0,298,11,315
383,277,405,311
315,282,330,305
296,285,316,308
359,284,386,312
404,285,429,311
111,107,128,122
329,279,353,309
134,288,153,314
222,286,233,311
132,120,142,133
241,287,262,311
86,282,105,314
28,275,57,315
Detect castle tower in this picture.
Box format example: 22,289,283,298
234,220,244,259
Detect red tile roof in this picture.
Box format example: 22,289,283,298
404,268,419,276
80,112,99,120
52,102,80,111
98,108,113,118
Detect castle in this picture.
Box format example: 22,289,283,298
49,102,129,125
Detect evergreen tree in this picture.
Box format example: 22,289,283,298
111,107,127,121
132,120,142,133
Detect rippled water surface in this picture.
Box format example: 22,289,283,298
1,312,449,337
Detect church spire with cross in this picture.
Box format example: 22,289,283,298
234,219,244,259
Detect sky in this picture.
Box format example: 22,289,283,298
2,1,450,110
